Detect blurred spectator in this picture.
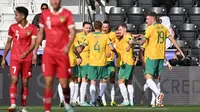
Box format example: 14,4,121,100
89,0,108,19
169,50,190,66
32,3,48,40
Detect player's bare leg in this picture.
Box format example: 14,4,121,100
98,79,107,106
20,78,29,112
118,79,129,106
80,76,90,106
43,76,53,112
59,78,73,112
126,79,134,106
8,76,18,112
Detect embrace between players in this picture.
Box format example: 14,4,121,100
0,0,185,112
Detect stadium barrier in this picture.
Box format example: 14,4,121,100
0,66,199,105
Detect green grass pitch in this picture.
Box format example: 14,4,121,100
0,106,200,112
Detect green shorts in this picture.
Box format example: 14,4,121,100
144,58,164,76
88,66,107,80
71,66,79,78
78,64,89,78
118,64,134,80
106,61,115,77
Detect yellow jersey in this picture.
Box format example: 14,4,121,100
84,32,112,66
68,39,76,67
144,23,170,59
105,31,116,62
115,33,135,66
74,32,89,66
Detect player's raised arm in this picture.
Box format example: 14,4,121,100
108,39,118,58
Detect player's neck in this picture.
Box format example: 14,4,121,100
95,29,101,32
19,20,28,27
53,6,61,13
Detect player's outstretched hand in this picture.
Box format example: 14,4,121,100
32,54,37,65
126,46,131,52
1,59,6,68
167,62,172,71
106,52,111,58
76,58,82,65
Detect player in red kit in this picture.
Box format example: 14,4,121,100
1,7,37,112
32,0,76,112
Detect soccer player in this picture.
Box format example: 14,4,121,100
140,12,185,106
1,6,37,112
32,0,76,111
58,37,80,107
101,21,117,106
115,23,139,106
74,21,92,106
77,21,117,106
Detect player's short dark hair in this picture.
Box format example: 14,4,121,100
118,23,127,29
41,3,48,9
82,21,91,27
146,12,157,18
103,20,110,26
15,6,29,19
94,21,102,30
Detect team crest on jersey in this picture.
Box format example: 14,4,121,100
26,30,31,36
60,16,65,23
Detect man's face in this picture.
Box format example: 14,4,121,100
115,30,122,39
50,0,61,10
146,16,155,26
15,11,24,23
117,26,126,36
102,23,110,34
41,5,48,11
83,24,91,34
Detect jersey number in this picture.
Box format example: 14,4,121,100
94,41,100,52
12,66,16,74
157,31,164,44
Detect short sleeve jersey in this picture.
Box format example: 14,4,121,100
74,32,89,66
84,32,111,66
105,31,116,62
39,8,75,53
144,23,170,59
8,23,37,61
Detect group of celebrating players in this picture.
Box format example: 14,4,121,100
0,0,186,112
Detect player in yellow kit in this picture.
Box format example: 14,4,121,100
101,21,117,106
115,23,140,106
74,21,92,106
77,21,118,106
140,12,185,106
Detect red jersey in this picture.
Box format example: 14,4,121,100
8,23,37,61
39,8,75,54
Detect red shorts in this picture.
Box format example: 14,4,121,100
42,53,72,78
10,60,32,78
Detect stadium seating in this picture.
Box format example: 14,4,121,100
168,7,187,27
126,23,137,34
178,0,197,9
149,7,167,16
127,7,146,28
178,23,198,41
136,0,153,9
188,7,200,27
138,23,148,34
116,0,135,12
107,7,126,29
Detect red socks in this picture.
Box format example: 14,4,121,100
10,84,17,105
43,88,53,111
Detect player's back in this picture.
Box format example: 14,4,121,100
145,23,170,59
9,23,37,61
40,8,74,53
86,32,110,66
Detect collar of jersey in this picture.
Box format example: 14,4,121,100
50,7,63,15
18,22,29,29
93,32,102,34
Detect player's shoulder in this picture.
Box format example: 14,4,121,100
10,23,18,28
41,9,50,15
62,8,72,14
29,23,37,29
76,31,84,36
